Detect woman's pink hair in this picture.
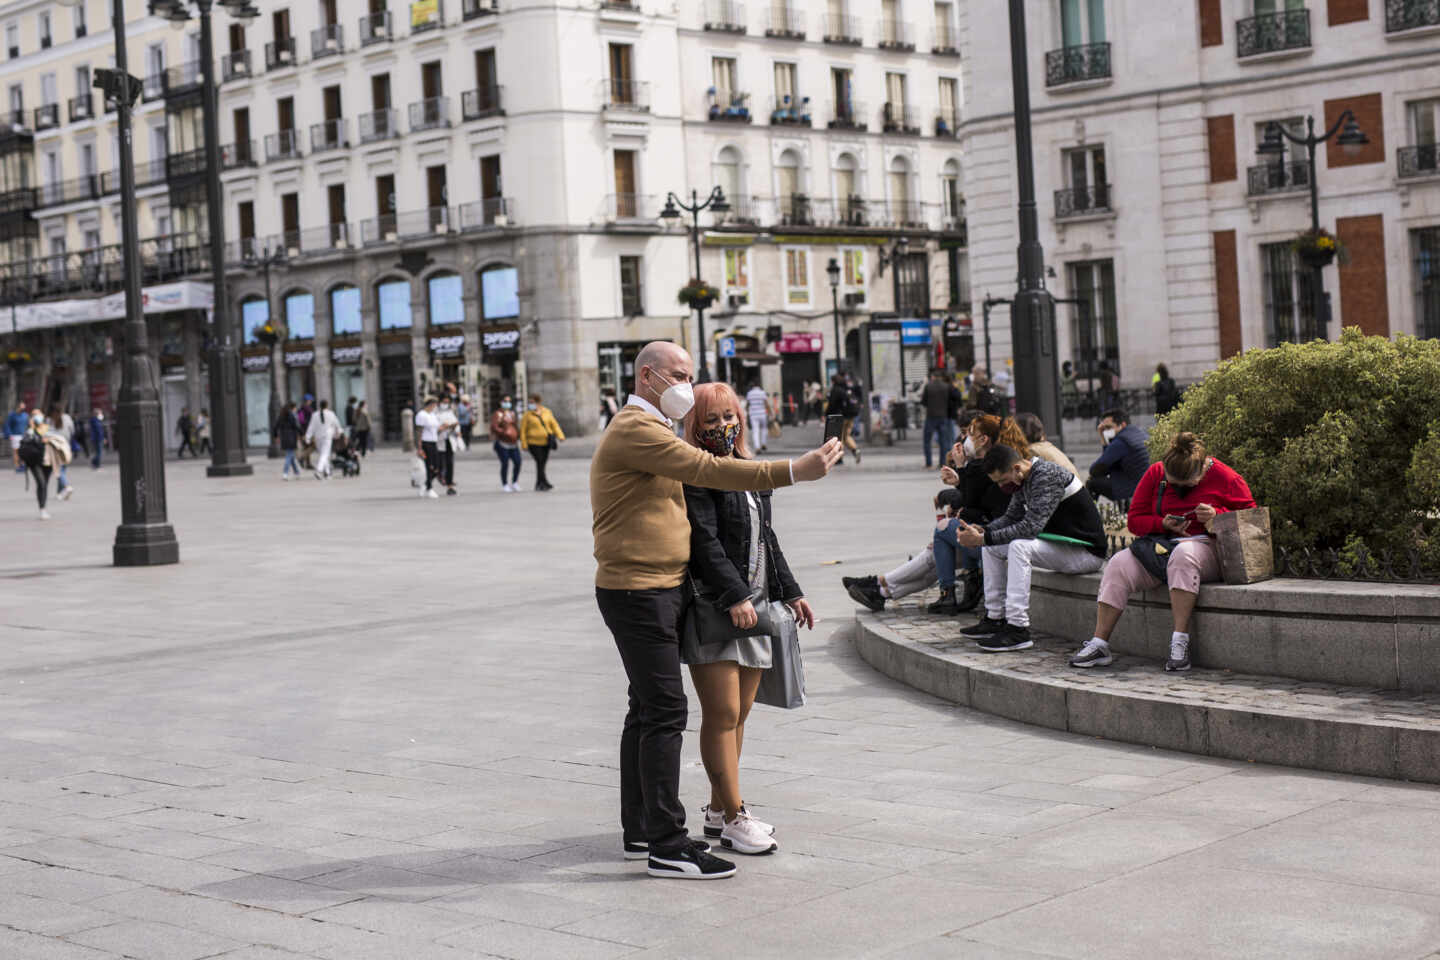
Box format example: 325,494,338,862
682,382,751,459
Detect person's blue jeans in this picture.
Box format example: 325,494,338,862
57,463,69,490
934,519,983,588
282,449,299,476
923,417,955,467
494,442,522,485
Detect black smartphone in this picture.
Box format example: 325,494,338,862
824,415,846,444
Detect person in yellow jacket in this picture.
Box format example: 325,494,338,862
519,394,565,491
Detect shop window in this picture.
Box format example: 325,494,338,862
241,297,269,344
331,285,362,335
428,272,464,326
481,265,519,320
284,291,315,339
378,278,412,329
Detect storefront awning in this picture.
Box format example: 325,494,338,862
11,280,214,334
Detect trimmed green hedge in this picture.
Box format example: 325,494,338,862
1148,329,1440,566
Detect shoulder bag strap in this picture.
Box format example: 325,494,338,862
1155,479,1167,519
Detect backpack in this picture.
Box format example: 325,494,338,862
18,431,44,468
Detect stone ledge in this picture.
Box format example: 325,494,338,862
1030,571,1440,692
854,608,1440,784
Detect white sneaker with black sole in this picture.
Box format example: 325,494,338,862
703,804,774,839
1165,634,1192,672
647,844,736,879
625,837,711,861
720,810,777,855
1069,638,1113,668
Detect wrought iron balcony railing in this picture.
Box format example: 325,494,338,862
605,193,662,221
222,50,251,81
600,78,651,111
716,194,763,226
311,24,343,58
932,28,959,55
0,188,38,215
823,12,862,43
882,102,920,135
166,147,208,180
834,196,869,227
359,108,399,142
142,73,165,101
878,18,915,50
100,160,168,194
1398,144,1440,179
37,174,104,208
770,95,812,126
462,86,504,121
409,97,450,131
68,94,94,123
765,5,805,38
1054,184,1113,218
463,0,501,20
310,118,348,152
359,11,393,45
266,38,298,70
221,140,258,168
828,99,867,131
360,207,454,244
1046,42,1111,86
779,194,813,226
163,61,203,94
704,0,746,32
1246,161,1310,196
33,104,59,131
265,129,303,162
458,197,516,230
1236,9,1311,58
887,200,929,229
707,90,752,123
1385,0,1440,32
934,108,959,138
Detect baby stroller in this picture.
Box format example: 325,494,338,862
331,433,362,477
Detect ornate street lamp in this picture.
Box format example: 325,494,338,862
660,187,729,382
243,243,287,458
149,0,259,476
57,0,178,564
826,257,843,374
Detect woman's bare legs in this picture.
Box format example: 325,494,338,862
689,662,743,819
1093,602,1123,642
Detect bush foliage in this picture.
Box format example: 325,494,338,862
1148,329,1440,563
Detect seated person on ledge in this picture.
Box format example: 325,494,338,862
1086,408,1150,505
1070,431,1256,673
954,445,1108,652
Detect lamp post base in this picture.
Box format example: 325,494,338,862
205,462,254,478
113,522,180,567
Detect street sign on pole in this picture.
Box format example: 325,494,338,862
718,337,737,358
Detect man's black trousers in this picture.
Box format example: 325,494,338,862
595,585,689,854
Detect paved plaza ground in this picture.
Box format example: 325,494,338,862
2,435,1440,960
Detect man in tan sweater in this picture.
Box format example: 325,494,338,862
592,341,840,880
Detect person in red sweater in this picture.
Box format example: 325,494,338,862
1069,432,1256,672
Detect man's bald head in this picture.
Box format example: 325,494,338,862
634,341,693,408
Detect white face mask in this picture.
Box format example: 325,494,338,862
962,435,976,458
648,370,695,420
1102,427,1117,444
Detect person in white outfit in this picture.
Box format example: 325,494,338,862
745,383,769,452
305,399,341,479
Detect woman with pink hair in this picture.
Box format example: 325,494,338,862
680,382,816,856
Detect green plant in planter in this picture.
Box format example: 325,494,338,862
677,280,717,310
1291,228,1349,268
253,322,285,345
4,348,31,368
1148,329,1440,561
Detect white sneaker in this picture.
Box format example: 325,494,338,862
703,804,773,839
417,486,427,498
426,488,439,499
38,509,50,520
282,473,290,481
1069,639,1113,669
58,486,74,501
720,810,777,855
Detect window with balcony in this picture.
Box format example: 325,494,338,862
1400,99,1440,179
73,4,87,39
1248,117,1308,194
941,160,963,220
766,2,805,39
705,0,747,32
888,155,920,226
613,148,638,217
268,9,295,70
1047,0,1110,86
1237,0,1310,58
785,247,810,305
1067,259,1120,376
1056,145,1111,217
936,77,959,136
619,255,644,316
412,0,444,32
933,1,957,53
771,62,807,125
5,23,18,60
38,12,51,49
880,0,914,50
834,152,865,225
830,67,864,130
1261,241,1319,345
1389,0,1440,32
824,0,861,43
777,148,807,225
1412,227,1440,338
883,72,918,135
463,48,502,121
709,57,749,122
948,248,970,310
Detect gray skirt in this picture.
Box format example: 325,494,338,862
680,600,784,669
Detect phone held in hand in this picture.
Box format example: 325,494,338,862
823,415,846,444
1164,514,1186,525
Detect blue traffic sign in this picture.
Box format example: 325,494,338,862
718,337,737,358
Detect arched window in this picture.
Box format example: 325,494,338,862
377,278,412,330
777,148,805,224
834,152,858,203
888,156,912,215
427,272,464,327
941,158,963,218
283,290,315,340
330,284,362,336
480,264,519,321
240,296,268,344
714,146,743,206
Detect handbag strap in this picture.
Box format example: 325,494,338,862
1155,478,1167,519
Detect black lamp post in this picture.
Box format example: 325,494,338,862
72,0,179,565
826,257,843,373
660,187,729,382
244,242,286,458
151,0,260,477
1256,111,1369,341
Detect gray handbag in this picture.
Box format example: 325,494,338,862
683,580,778,644
754,604,806,710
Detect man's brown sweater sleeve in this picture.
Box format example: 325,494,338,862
621,420,793,491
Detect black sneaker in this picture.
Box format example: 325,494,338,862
960,615,1006,638
846,580,886,612
977,624,1033,652
625,837,711,861
841,575,877,590
647,844,736,880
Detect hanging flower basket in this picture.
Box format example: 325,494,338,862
4,349,30,370
677,280,718,310
253,322,285,346
1292,229,1347,269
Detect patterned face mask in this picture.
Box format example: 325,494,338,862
698,420,741,456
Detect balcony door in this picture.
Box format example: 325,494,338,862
831,67,854,119
427,165,448,228
372,74,391,109
1408,99,1440,174
609,43,633,103
1059,0,1105,47
327,184,346,244
480,155,502,219
376,174,396,233
228,23,245,53
272,9,291,45
324,85,341,120
321,0,338,25
613,149,636,216
233,107,250,162
281,192,300,250
277,96,295,134
1065,145,1107,208
422,61,442,99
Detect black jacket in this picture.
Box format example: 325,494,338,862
936,460,1011,525
984,458,1107,558
273,411,300,450
684,484,803,611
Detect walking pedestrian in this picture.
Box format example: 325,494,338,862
305,399,342,479
826,374,861,463
352,401,371,457
344,396,357,431
489,395,522,492
457,394,475,446
920,367,960,469
520,394,563,491
88,407,105,469
601,389,619,429
681,382,818,856
437,395,462,495
745,381,769,452
196,408,212,454
1154,363,1181,415
46,405,76,501
414,396,442,499
590,340,841,880
176,408,195,458
6,401,28,472
274,402,301,480
18,411,68,520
